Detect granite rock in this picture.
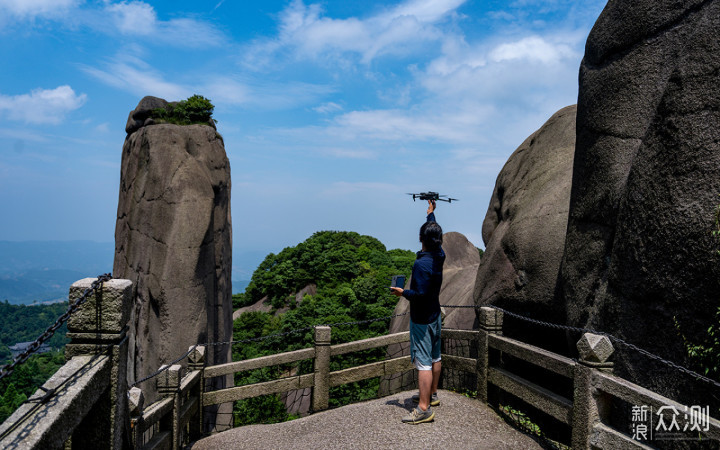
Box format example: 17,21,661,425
114,99,232,420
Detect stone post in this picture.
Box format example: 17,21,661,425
188,346,206,437
128,387,144,448
157,364,182,450
476,307,503,403
572,333,615,449
65,277,132,450
313,326,331,412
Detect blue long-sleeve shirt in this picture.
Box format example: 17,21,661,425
403,212,445,324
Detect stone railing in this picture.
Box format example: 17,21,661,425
202,326,413,411
0,278,132,450
132,306,719,449
128,347,205,449
3,279,719,449
447,307,720,448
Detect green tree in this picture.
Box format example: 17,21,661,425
229,231,416,425
151,95,217,125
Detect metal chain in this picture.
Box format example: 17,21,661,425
608,335,720,390
317,311,409,328
129,302,720,392
130,344,199,388
441,304,720,390
0,273,113,382
132,312,412,386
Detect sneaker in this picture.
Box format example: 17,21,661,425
402,406,435,424
411,392,440,406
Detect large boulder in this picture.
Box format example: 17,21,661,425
113,98,233,425
561,0,720,400
474,105,575,334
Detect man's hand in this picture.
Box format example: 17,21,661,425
427,199,436,215
390,287,404,297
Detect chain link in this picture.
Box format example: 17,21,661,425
133,312,412,386
130,344,199,388
446,304,720,390
0,273,113,382
129,303,720,391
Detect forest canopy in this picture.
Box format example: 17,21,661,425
230,231,416,425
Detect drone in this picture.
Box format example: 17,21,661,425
407,191,459,203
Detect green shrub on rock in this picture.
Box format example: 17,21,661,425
152,94,217,125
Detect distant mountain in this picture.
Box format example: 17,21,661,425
0,241,265,303
0,241,114,304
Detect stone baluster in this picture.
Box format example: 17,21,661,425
313,326,331,412
65,278,132,449
572,333,614,449
476,306,503,403
128,387,144,448
187,345,205,439
157,364,182,450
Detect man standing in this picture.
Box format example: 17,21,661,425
391,199,444,424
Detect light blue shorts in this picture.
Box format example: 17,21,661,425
409,314,442,371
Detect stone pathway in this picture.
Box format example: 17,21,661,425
190,389,544,449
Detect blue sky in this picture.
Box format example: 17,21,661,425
0,0,607,280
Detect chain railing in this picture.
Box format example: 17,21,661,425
0,273,113,381
485,304,720,390
129,302,720,394
130,311,412,388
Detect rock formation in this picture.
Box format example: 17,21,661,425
113,97,233,424
561,0,720,399
474,105,575,337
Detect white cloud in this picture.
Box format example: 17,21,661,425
313,102,343,114
95,122,110,133
329,105,493,144
103,1,225,47
245,0,467,68
321,147,375,159
81,56,189,100
0,1,225,47
0,0,79,18
321,181,399,197
0,86,86,124
83,55,332,110
387,0,466,23
489,36,575,64
107,1,157,35
156,18,225,47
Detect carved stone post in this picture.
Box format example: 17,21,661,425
157,364,182,450
188,346,206,438
476,306,503,403
65,278,132,450
128,387,144,448
572,333,615,449
313,326,331,412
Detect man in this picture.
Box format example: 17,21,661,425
391,199,444,424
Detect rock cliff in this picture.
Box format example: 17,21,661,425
561,0,720,399
474,105,575,341
113,97,233,422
